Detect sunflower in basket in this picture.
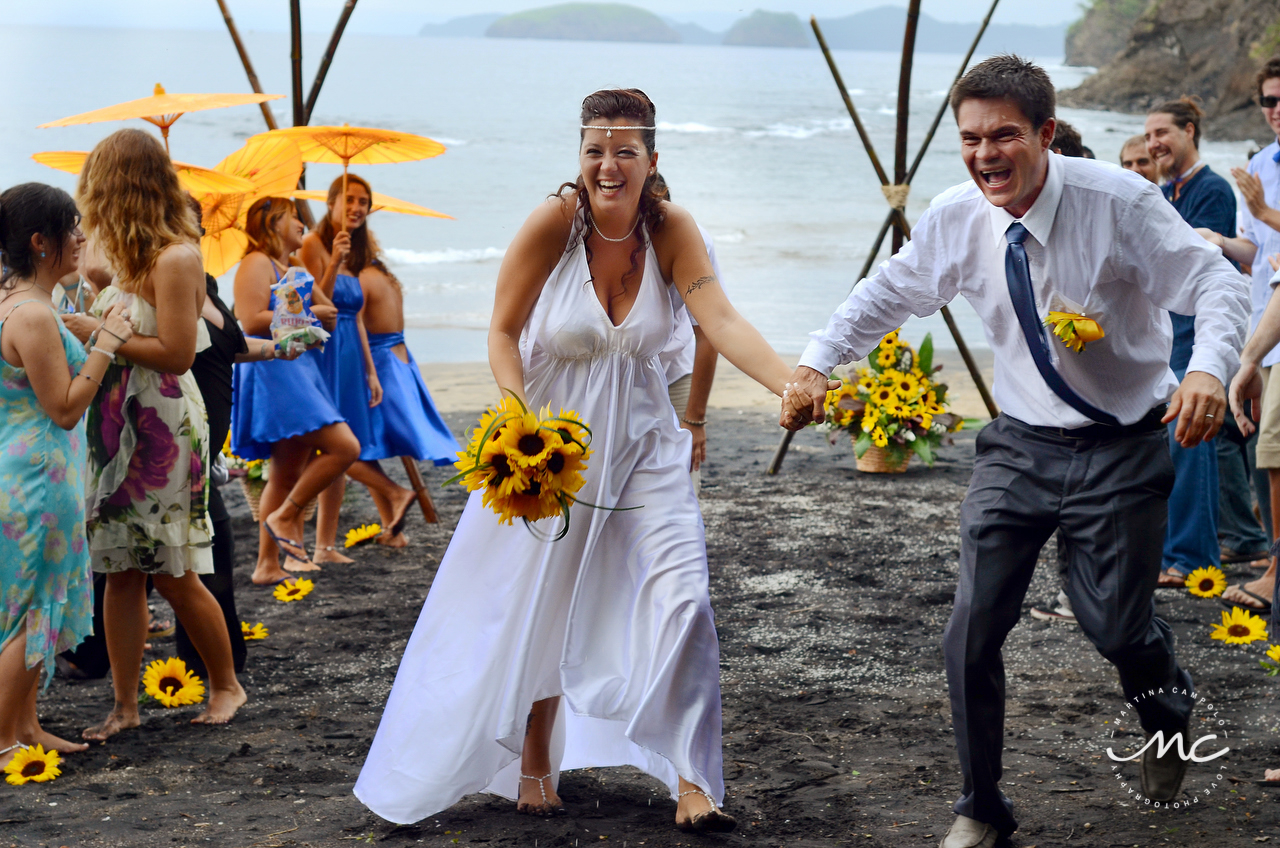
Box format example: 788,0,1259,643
447,394,601,538
820,330,961,467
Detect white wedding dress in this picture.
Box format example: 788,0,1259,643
354,214,726,824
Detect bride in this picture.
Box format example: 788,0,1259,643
354,88,824,833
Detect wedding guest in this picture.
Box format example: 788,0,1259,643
1050,119,1083,157
231,197,359,581
1120,134,1160,183
1144,97,1236,586
1202,56,1280,612
68,129,247,740
301,175,419,558
0,183,132,769
356,88,813,833
358,259,459,546
783,56,1248,844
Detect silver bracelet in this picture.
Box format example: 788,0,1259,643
79,371,102,387
680,415,707,427
89,345,115,358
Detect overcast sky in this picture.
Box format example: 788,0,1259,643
6,1,1084,34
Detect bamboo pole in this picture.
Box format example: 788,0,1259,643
401,458,439,524
890,0,922,254
214,0,277,131
766,5,1001,474
290,0,304,128
304,0,359,125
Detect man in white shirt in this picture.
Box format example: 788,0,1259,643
781,56,1249,847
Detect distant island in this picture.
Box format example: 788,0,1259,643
723,10,809,49
420,3,1068,55
485,3,678,43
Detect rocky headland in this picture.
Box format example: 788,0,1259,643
1060,0,1279,143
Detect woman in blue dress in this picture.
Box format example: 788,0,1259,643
232,197,360,583
0,183,133,768
359,259,460,545
301,175,421,555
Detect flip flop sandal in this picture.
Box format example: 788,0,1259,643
1220,586,1273,613
262,521,314,567
389,497,414,537
1156,569,1189,588
254,575,298,590
147,618,175,638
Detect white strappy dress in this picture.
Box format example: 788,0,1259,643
354,219,725,824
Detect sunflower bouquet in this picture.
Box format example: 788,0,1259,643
447,394,593,539
823,329,960,467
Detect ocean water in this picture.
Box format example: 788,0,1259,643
0,25,1260,362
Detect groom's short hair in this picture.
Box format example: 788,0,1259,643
950,54,1056,130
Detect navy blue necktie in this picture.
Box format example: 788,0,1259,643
1005,222,1120,427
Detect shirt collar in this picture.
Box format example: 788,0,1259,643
988,151,1064,250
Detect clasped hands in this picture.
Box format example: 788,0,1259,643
779,366,842,431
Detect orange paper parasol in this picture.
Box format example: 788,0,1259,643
214,135,305,223
32,150,253,196
38,84,284,153
290,189,452,220
254,124,446,230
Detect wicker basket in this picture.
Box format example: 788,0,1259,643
854,440,910,473
238,477,316,522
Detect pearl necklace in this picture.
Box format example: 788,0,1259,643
593,216,639,243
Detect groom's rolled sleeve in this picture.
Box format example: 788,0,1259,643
799,207,955,375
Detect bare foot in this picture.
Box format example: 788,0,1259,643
675,777,735,833
82,705,140,741
1265,768,1280,782
386,487,415,534
21,724,89,754
516,773,565,815
376,531,409,548
312,547,352,565
191,684,248,726
252,559,296,586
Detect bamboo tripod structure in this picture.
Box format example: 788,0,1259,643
214,0,439,524
766,0,1002,475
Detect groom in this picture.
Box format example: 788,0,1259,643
782,55,1249,846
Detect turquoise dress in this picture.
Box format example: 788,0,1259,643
0,300,93,687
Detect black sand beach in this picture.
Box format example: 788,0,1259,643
5,409,1279,847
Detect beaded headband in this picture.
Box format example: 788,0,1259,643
580,124,656,137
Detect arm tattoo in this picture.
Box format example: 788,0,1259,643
685,275,715,296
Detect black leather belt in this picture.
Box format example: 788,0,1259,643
1014,405,1168,441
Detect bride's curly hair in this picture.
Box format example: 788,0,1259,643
556,88,665,289
76,128,200,292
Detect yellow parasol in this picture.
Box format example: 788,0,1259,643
253,124,446,230
38,84,284,153
199,195,251,278
32,150,253,196
290,189,452,220
213,135,305,223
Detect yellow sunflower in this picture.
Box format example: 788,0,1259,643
479,437,533,497
871,426,889,448
142,657,205,707
343,522,382,548
241,622,269,641
893,371,920,398
498,410,564,470
541,441,590,496
857,374,876,392
459,397,522,462
1184,566,1228,598
4,744,60,785
1211,606,1269,645
274,578,315,603
881,330,901,349
544,407,591,450
870,385,896,406
1267,644,1280,663
875,347,897,369
487,472,564,525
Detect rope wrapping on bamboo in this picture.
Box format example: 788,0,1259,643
881,183,910,210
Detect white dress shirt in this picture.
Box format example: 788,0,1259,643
659,224,726,385
1241,140,1280,368
800,153,1250,428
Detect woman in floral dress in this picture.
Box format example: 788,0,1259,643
63,129,247,740
0,183,133,771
